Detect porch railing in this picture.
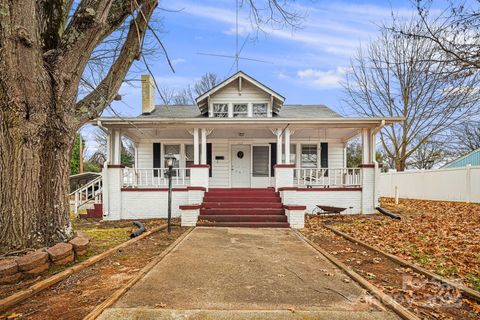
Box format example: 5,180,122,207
294,168,362,187
70,175,103,217
121,168,191,188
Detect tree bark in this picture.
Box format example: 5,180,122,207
0,106,75,252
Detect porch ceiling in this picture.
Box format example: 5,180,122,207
94,116,403,142
117,127,363,142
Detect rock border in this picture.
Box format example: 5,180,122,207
0,224,169,313
0,235,90,285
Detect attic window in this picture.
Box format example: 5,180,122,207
253,103,267,117
233,104,248,117
212,104,228,117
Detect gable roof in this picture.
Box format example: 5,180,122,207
443,148,480,168
195,71,285,115
140,104,342,119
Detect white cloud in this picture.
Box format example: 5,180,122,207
171,58,186,66
297,67,351,88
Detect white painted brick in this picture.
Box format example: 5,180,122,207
181,209,200,227
190,167,209,189
285,209,305,228
275,167,293,190
361,167,376,214
119,191,188,219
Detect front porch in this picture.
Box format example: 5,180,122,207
97,121,381,227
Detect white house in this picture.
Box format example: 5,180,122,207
88,71,402,228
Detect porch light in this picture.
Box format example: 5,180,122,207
165,153,176,234
165,153,176,168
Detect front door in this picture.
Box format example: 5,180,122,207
231,144,251,187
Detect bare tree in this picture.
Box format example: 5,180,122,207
408,136,449,169
0,1,302,252
343,18,480,171
159,72,221,105
193,73,221,97
453,122,480,154
405,1,480,72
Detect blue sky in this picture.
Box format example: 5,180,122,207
83,0,417,153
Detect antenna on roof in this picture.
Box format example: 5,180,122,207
196,0,273,75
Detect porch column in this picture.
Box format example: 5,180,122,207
276,129,283,164
193,128,199,165
284,128,291,164
113,129,121,165
361,128,371,164
106,131,112,163
201,128,207,165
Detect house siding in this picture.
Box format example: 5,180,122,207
134,138,346,188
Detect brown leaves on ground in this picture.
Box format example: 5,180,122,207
304,198,480,291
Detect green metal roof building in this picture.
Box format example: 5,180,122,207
443,148,480,168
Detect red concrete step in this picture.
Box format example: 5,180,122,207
206,190,278,195
199,215,288,222
196,221,290,228
208,188,275,192
202,202,283,209
200,208,285,215
203,197,281,203
84,203,103,219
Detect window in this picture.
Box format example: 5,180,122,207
301,144,317,168
164,145,180,174
233,104,248,117
252,103,267,117
185,144,194,177
252,146,270,177
212,104,228,117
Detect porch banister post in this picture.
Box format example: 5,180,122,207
276,129,283,164
361,128,370,164
193,128,199,165
201,128,207,165
284,128,290,164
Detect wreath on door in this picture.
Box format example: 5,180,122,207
237,151,244,159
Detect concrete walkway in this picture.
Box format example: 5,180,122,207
98,228,398,320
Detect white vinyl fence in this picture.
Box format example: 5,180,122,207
379,165,480,203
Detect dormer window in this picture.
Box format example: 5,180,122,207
213,103,228,117
233,104,248,117
253,103,267,117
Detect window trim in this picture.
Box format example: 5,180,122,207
252,103,268,117
300,143,318,168
212,103,229,117
232,103,248,117
251,144,271,178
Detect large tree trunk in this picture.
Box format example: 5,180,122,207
0,107,74,253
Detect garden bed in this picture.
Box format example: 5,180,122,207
1,222,185,319
0,218,177,301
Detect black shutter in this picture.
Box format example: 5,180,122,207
270,143,277,177
320,143,328,177
153,143,161,177
207,143,212,177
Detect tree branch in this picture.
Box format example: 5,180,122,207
74,0,158,123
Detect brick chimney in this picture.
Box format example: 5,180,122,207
141,74,155,114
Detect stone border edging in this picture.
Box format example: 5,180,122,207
83,227,194,320
292,229,419,320
0,224,169,313
323,224,480,303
